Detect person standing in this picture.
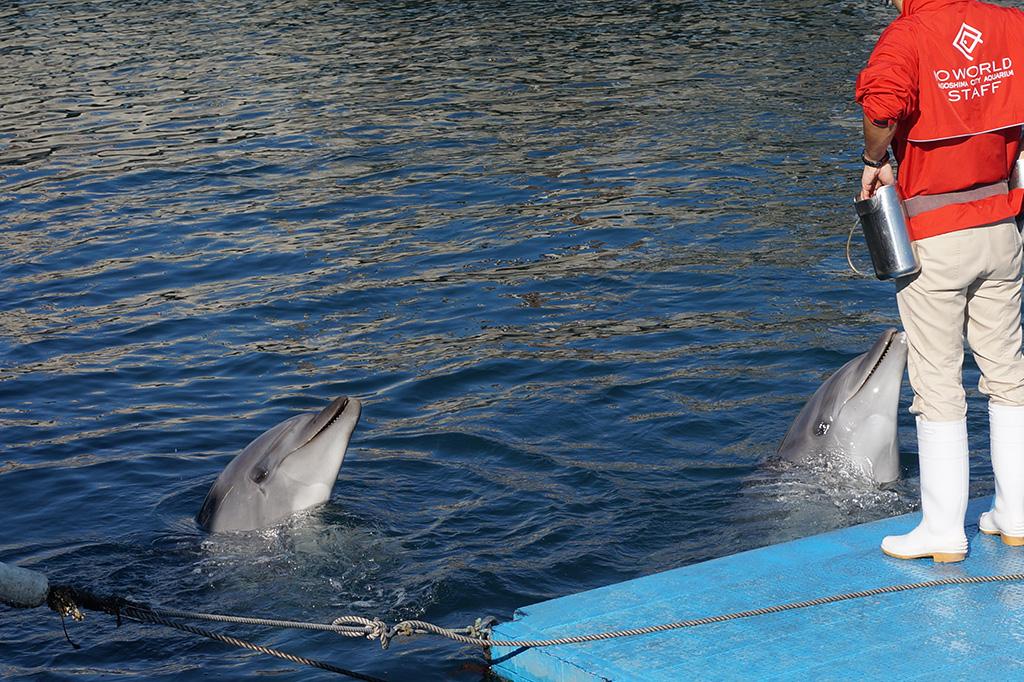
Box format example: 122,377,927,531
855,0,1024,562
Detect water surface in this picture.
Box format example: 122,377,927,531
0,1,997,679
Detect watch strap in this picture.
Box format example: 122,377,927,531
862,150,890,168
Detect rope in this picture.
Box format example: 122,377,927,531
50,573,1024,655
474,573,1024,648
99,606,494,646
131,607,374,635
46,586,384,681
42,570,1024,682
124,606,386,682
847,218,870,277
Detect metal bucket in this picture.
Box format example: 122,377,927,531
853,184,920,280
1011,158,1024,230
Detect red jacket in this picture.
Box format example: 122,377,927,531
855,0,1024,240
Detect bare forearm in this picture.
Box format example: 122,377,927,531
862,114,897,163
859,113,897,200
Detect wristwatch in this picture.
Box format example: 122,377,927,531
861,149,890,168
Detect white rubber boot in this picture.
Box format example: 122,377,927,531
979,403,1024,546
881,417,968,563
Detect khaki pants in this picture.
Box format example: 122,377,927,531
896,219,1024,422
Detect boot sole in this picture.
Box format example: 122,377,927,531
882,548,966,563
980,528,1024,547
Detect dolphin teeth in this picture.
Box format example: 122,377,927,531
305,398,350,446
323,401,346,429
860,331,895,387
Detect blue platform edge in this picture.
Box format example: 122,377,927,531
491,496,1024,681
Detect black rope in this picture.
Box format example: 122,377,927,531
47,586,385,681
57,612,80,650
125,607,386,682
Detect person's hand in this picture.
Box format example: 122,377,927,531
860,162,896,200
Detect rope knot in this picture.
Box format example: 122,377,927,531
467,616,497,641
367,618,392,649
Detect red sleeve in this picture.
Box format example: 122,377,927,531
855,21,920,127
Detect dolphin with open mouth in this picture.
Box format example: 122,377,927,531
197,396,362,533
778,329,908,485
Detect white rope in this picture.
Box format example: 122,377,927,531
846,218,870,277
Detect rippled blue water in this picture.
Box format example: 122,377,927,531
0,1,1002,679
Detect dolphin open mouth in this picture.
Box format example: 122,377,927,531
200,396,363,532
244,397,357,490
777,328,905,484
301,397,351,449
857,329,898,391
813,329,903,438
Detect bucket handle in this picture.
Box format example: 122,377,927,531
846,218,871,278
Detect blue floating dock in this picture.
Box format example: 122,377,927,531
491,496,1024,680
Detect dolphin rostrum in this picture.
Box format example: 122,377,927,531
777,329,907,484
197,397,362,533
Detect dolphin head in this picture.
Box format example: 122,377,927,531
777,329,907,484
197,396,362,533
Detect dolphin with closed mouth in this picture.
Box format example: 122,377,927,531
197,396,362,533
777,329,907,485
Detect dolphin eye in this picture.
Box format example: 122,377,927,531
250,467,269,484
815,421,831,437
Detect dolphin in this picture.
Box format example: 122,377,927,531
197,396,362,533
777,329,907,485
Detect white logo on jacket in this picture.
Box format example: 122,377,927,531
953,23,984,61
